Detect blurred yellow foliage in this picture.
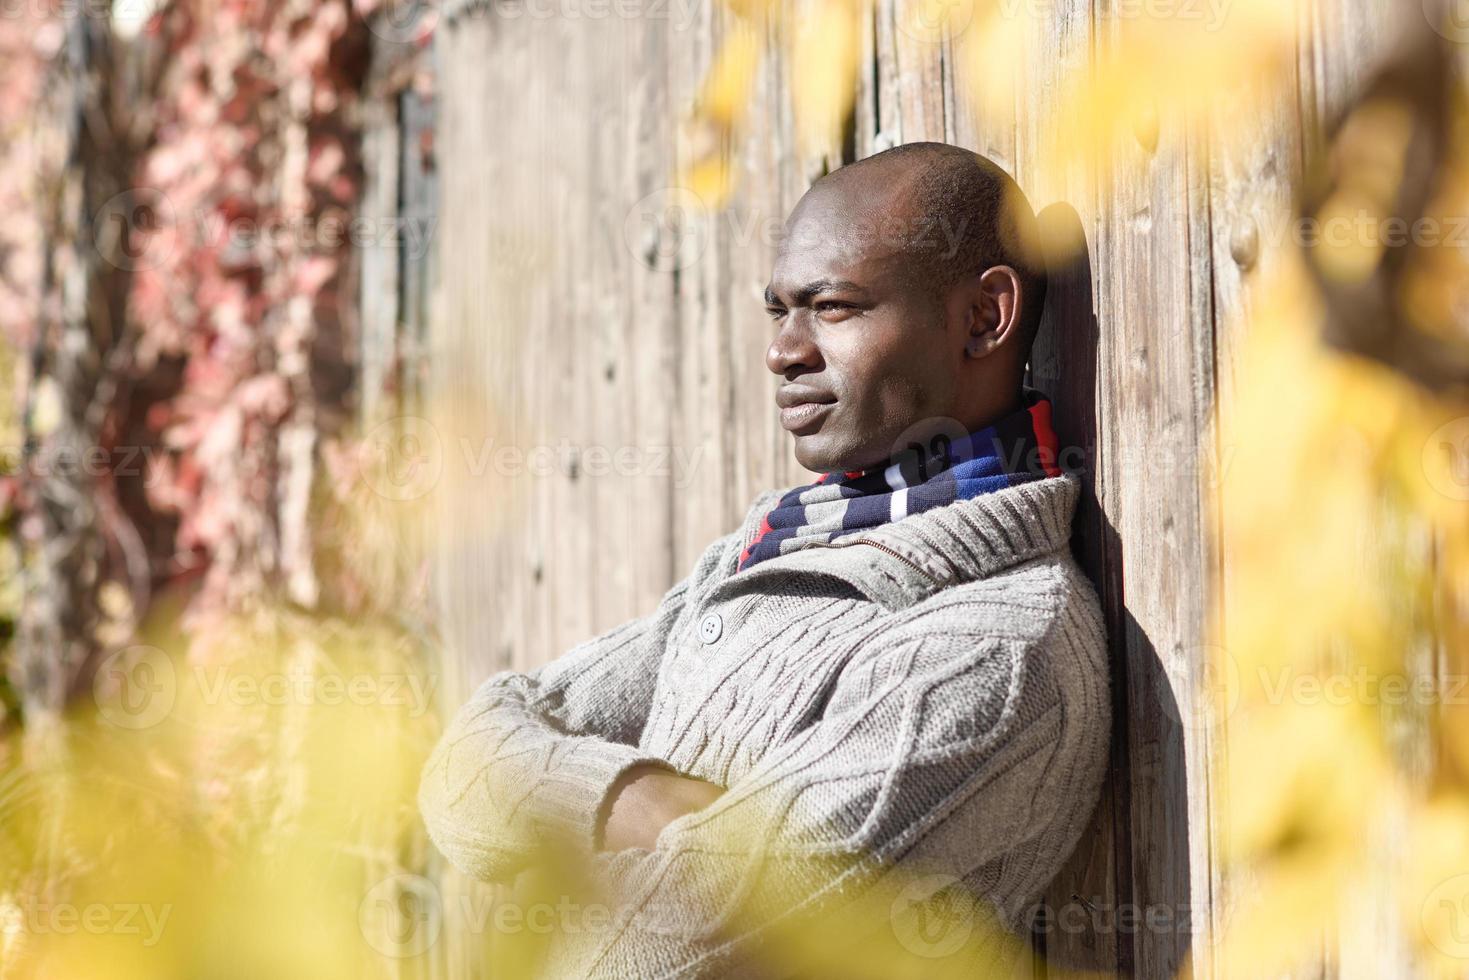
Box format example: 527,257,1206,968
0,610,442,979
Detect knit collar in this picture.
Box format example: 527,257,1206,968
717,470,1082,613
736,386,1064,574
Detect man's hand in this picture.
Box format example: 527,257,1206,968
599,764,724,852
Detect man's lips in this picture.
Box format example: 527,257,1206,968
776,386,837,432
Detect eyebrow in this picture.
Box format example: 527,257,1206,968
764,278,866,307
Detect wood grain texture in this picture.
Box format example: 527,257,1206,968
1015,0,1124,971
416,2,1413,976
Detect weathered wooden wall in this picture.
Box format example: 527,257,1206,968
422,1,1411,975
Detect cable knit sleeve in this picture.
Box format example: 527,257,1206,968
417,524,751,884
549,595,1110,978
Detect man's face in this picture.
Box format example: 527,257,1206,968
764,185,964,474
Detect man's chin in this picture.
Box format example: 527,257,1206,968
792,434,871,477
790,434,836,475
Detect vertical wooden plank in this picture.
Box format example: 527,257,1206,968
622,1,680,604
872,0,903,148
670,1,739,568
886,0,948,142
549,12,588,652
430,15,510,978
946,29,1016,172
512,16,551,680
585,12,634,628
1086,7,1220,979
1013,0,1123,972
944,10,1014,169
855,0,881,156
433,6,498,689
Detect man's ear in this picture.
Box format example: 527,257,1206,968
962,265,1022,359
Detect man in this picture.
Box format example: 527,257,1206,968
418,142,1110,977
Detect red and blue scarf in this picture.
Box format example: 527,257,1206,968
737,386,1064,572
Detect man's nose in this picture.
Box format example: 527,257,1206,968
766,315,822,377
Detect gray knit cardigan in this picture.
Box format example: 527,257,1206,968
418,472,1111,977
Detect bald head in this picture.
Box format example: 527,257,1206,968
797,142,1048,347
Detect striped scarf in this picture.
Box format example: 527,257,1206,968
737,386,1064,572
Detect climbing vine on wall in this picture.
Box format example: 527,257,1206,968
0,0,436,724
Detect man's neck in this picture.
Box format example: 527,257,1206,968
959,384,1027,436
